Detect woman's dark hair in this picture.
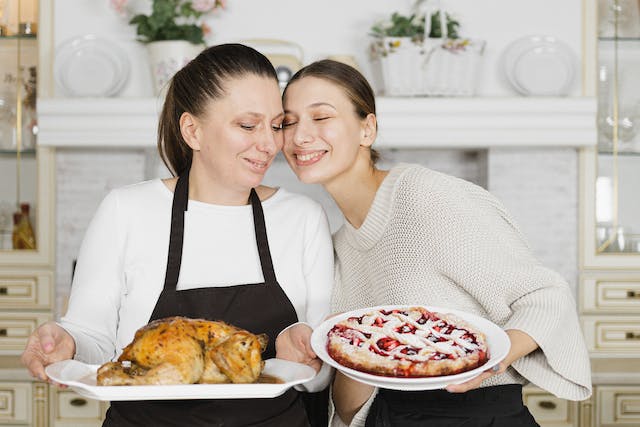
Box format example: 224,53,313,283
283,59,380,165
158,43,278,176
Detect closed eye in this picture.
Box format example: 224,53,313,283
282,121,297,128
314,117,331,122
240,124,255,130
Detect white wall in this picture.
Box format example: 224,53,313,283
52,0,583,97
50,0,584,315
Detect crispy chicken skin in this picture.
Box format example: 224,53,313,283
96,316,267,386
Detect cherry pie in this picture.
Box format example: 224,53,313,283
327,307,489,378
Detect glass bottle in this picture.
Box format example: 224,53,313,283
12,202,36,249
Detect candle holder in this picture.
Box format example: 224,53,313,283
18,21,36,36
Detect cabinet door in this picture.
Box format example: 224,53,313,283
581,15,640,268
580,273,640,314
0,147,55,267
0,312,51,355
0,11,55,267
0,381,32,425
523,386,577,427
50,388,106,427
596,385,640,426
0,269,53,311
581,315,640,355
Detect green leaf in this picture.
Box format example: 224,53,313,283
125,0,212,43
371,11,424,38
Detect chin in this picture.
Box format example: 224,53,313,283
295,170,326,185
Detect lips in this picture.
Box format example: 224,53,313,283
294,150,327,166
244,157,270,172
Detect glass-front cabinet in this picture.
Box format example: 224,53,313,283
582,0,640,268
0,2,54,426
0,0,54,266
579,2,640,426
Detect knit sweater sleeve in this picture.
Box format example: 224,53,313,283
414,172,591,400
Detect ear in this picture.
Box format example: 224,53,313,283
359,113,377,148
180,112,201,151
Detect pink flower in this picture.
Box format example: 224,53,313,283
191,0,218,13
110,0,129,14
201,22,212,36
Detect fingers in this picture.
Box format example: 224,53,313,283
21,323,74,382
26,357,48,382
38,325,57,354
307,357,322,373
445,371,493,393
21,343,48,381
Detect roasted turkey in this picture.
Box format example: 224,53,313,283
96,316,267,385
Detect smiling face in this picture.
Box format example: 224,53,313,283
184,74,284,194
282,76,369,185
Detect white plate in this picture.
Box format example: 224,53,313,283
45,358,315,401
501,35,577,96
311,305,510,391
55,34,130,97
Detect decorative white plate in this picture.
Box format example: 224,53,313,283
55,35,130,97
45,358,315,401
310,305,510,391
501,35,578,96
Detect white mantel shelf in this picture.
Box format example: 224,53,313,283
38,97,597,149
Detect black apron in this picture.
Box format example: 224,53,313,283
365,385,540,427
103,170,309,427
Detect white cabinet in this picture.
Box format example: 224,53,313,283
49,388,107,427
0,1,56,425
595,386,640,427
523,386,579,427
578,1,640,426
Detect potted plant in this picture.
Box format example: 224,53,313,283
369,3,484,97
110,0,226,94
370,10,459,56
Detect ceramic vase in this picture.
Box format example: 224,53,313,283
146,40,204,96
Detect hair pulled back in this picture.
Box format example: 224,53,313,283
158,43,278,176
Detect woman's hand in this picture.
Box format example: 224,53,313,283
275,323,322,372
445,329,538,393
20,322,76,382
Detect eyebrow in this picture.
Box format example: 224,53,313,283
284,102,337,114
244,111,285,120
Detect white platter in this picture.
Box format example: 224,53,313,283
45,358,315,401
501,35,577,96
310,305,510,391
55,34,130,97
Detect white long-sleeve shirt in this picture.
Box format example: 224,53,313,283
61,180,334,381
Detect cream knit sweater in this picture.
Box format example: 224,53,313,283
330,163,591,427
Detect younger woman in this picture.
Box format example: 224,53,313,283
281,60,591,427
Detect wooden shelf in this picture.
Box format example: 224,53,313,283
37,96,598,149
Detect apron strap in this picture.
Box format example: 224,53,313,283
163,174,277,291
162,168,189,291
250,188,278,284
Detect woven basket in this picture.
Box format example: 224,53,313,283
370,5,485,97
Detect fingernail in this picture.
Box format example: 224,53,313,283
492,365,500,372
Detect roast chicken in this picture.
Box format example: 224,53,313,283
97,316,267,385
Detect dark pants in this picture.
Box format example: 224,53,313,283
302,388,329,427
365,384,540,427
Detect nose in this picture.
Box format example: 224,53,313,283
256,125,281,155
291,119,313,146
